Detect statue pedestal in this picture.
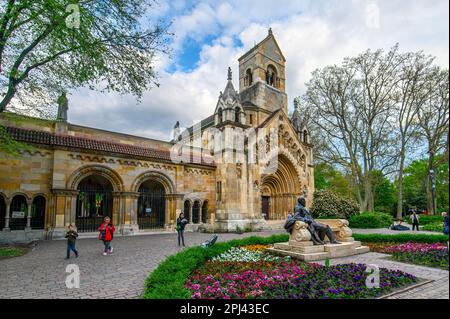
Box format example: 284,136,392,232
267,219,370,261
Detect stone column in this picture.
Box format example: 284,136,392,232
189,203,193,223
25,198,33,230
164,194,171,229
67,190,78,227
120,192,139,235
3,198,11,231
50,189,73,239
112,192,121,227
174,194,183,222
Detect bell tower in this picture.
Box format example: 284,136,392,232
238,28,288,116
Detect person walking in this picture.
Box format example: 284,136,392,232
98,216,115,256
410,211,420,231
65,224,79,259
176,212,188,247
442,212,449,235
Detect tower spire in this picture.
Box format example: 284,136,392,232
227,67,232,81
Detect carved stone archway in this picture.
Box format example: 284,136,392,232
67,164,124,192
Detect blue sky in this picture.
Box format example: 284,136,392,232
68,0,449,146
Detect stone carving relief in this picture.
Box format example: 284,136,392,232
68,153,177,171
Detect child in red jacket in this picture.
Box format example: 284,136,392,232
98,216,115,256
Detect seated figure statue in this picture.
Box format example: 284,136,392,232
288,196,341,245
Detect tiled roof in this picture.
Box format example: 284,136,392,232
6,126,215,167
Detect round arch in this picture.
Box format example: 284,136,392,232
31,195,46,229
131,171,175,193
67,165,123,192
260,153,302,220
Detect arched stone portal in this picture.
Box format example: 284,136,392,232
137,180,166,229
261,154,301,220
76,175,113,232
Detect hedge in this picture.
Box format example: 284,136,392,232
349,211,393,229
405,215,444,225
143,234,289,299
421,222,445,232
353,233,449,243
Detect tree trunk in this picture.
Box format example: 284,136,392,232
0,84,16,112
396,146,406,219
426,152,435,215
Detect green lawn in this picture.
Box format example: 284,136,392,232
0,247,25,258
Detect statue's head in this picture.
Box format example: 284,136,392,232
297,196,306,207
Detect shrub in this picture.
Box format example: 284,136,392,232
405,215,444,225
353,233,449,244
349,211,393,229
421,222,444,232
311,189,359,219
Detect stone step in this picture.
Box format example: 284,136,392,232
294,245,325,254
355,246,370,254
267,248,330,261
323,242,356,252
273,242,291,251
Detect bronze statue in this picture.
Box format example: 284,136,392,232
286,196,341,245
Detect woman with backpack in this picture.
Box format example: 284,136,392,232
98,216,115,256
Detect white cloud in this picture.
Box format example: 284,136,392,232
68,0,449,141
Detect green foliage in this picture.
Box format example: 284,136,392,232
371,170,396,214
324,257,330,267
0,0,171,114
0,124,34,156
421,222,445,232
0,247,23,257
353,233,449,244
314,163,355,199
405,215,444,225
349,211,393,229
402,158,449,213
311,189,360,219
143,234,289,299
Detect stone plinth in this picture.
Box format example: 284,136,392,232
267,219,369,261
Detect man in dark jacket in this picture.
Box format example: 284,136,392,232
291,197,341,245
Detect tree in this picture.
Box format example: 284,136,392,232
300,45,448,214
402,156,449,214
417,68,449,214
393,51,435,219
303,46,401,212
0,0,170,116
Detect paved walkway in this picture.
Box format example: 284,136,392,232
0,230,448,299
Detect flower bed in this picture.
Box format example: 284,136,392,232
144,234,445,299
383,242,449,269
211,246,287,263
186,257,417,299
